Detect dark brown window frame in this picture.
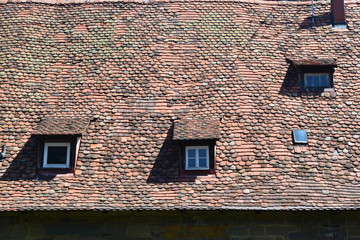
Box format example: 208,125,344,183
178,139,216,176
298,65,335,92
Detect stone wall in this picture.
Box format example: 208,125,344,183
0,210,359,240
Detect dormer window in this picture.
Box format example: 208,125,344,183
289,58,336,94
179,140,216,175
173,118,220,177
38,135,81,172
43,142,71,168
300,69,334,91
32,118,89,175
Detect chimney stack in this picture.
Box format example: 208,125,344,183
331,0,347,28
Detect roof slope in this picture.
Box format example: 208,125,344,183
1,0,360,211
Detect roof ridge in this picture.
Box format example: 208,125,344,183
0,0,333,5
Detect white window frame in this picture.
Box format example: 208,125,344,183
304,73,330,88
43,142,71,168
185,146,209,170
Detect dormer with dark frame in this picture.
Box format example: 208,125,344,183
173,118,220,177
290,58,337,96
32,118,89,175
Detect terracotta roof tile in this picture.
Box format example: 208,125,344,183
32,118,90,135
0,0,360,211
290,58,337,66
173,118,220,140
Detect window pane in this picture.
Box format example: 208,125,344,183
199,158,208,167
305,76,313,87
293,130,308,143
320,75,327,81
313,75,320,86
187,149,196,158
305,74,329,88
185,146,209,170
187,158,196,168
199,149,207,158
320,75,328,86
47,146,68,164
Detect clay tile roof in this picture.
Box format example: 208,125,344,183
32,118,90,135
2,0,360,212
173,118,220,140
290,58,337,66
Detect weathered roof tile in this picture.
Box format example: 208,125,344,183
290,58,337,66
0,0,360,211
32,118,90,135
173,118,220,140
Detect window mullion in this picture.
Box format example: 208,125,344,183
195,148,199,168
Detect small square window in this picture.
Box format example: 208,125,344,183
185,146,209,170
178,140,216,176
43,142,71,168
293,130,308,144
37,136,81,174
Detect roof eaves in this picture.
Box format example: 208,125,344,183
288,58,337,67
32,118,90,135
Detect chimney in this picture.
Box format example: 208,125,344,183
331,0,347,28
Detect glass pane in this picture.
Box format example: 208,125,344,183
320,75,328,86
199,158,208,167
187,149,195,158
199,149,207,158
293,130,308,143
47,146,67,164
306,75,313,81
313,76,320,86
305,76,313,87
187,158,196,168
305,74,329,88
320,75,327,81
